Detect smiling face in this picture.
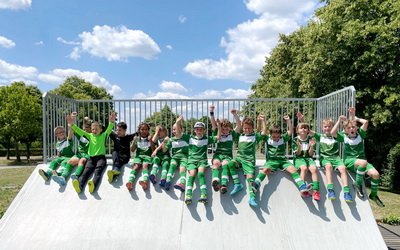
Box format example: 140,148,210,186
82,124,91,133
242,118,254,135
271,132,282,142
116,126,126,137
139,125,149,138
296,123,309,138
322,120,333,135
194,127,205,137
54,127,66,140
91,123,102,136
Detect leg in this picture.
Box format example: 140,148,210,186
174,166,187,192
211,159,221,191
126,163,141,191
309,164,320,201
185,168,197,205
220,161,230,194
366,167,384,206
89,156,107,193
198,166,208,204
139,162,150,190
337,165,352,202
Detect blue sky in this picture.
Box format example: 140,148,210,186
0,0,322,99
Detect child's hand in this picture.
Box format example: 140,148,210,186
283,115,290,121
110,112,116,122
210,105,215,112
231,109,237,114
348,107,356,117
151,151,157,157
258,115,265,121
164,137,170,142
66,115,74,125
216,119,221,126
71,112,77,117
84,116,90,121
177,115,183,123
296,139,302,147
296,112,303,119
133,136,138,142
339,115,347,121
309,138,316,147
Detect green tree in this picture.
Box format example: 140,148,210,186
0,82,42,162
251,0,400,189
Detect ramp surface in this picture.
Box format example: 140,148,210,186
0,161,386,250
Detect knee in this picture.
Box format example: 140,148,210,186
337,165,346,173
262,167,271,175
300,165,308,171
325,164,333,171
368,169,380,179
309,165,317,172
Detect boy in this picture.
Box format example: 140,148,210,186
184,119,221,205
150,125,170,186
52,112,91,185
39,125,74,181
209,105,241,194
107,122,135,183
337,107,384,207
252,115,311,201
68,112,116,194
226,115,267,207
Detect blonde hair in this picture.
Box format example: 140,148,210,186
54,126,64,133
322,118,333,126
242,117,254,128
343,119,357,128
296,122,309,133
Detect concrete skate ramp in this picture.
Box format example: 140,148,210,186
0,160,386,250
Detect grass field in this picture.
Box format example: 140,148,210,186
0,165,399,224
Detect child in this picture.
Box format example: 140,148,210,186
38,125,74,181
252,115,311,201
165,115,190,192
150,125,171,187
292,121,319,200
52,112,91,185
126,122,155,191
184,119,221,205
107,121,135,183
226,115,267,207
337,107,384,207
209,105,241,194
68,112,116,194
309,114,353,203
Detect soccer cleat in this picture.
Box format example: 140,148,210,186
198,194,208,204
369,194,385,207
220,185,228,194
248,198,258,207
230,183,244,195
149,174,157,184
52,170,60,176
306,182,314,190
344,192,353,203
212,179,220,192
251,181,260,193
52,175,66,185
299,183,310,193
112,170,121,175
139,180,148,190
107,170,114,183
38,169,50,181
70,173,78,180
328,189,336,200
313,191,321,201
174,183,185,192
301,191,312,198
126,181,134,191
165,181,171,191
159,178,166,187
353,183,364,199
185,196,192,205
88,180,95,193
72,179,81,194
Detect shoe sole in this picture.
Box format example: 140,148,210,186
126,182,134,191
38,169,49,181
220,187,227,194
107,170,114,183
185,199,192,205
72,180,81,194
88,181,95,193
174,184,185,192
198,199,208,205
212,180,220,192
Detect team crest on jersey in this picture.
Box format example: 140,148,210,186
267,137,284,146
344,134,362,145
189,138,208,146
239,135,255,143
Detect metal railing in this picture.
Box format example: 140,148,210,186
42,86,356,163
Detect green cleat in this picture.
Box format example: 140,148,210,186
369,194,385,207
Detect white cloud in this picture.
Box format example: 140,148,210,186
0,59,38,78
35,41,44,45
132,88,252,100
166,45,172,50
0,36,16,48
0,0,31,10
184,0,319,82
179,15,187,23
69,25,161,61
160,81,188,93
57,37,80,45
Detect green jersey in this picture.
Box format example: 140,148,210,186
134,136,152,157
166,134,190,157
236,132,263,161
264,132,291,160
292,135,315,159
74,134,89,154
313,132,340,160
71,122,114,157
213,129,238,157
337,128,367,160
188,135,217,161
56,138,74,157
155,137,170,158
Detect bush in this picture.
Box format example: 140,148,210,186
381,142,400,191
382,215,400,226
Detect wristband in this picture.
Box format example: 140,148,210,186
210,112,214,116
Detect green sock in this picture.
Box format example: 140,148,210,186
161,161,169,179
62,163,74,178
167,163,177,182
370,178,379,197
179,171,186,185
198,172,207,195
75,165,84,176
212,168,220,181
291,172,305,188
343,186,350,193
151,165,159,175
228,161,240,184
221,164,229,186
142,169,149,181
247,177,255,198
313,181,319,191
327,183,334,190
255,173,266,185
129,170,137,182
355,166,367,186
186,175,195,197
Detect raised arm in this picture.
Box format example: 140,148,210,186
284,115,293,137
232,109,241,133
349,107,368,131
210,105,217,130
105,112,116,134
296,112,305,123
331,115,346,137
175,115,183,138
215,119,222,141
258,114,267,136
152,126,160,143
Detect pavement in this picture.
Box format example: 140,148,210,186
0,160,389,250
